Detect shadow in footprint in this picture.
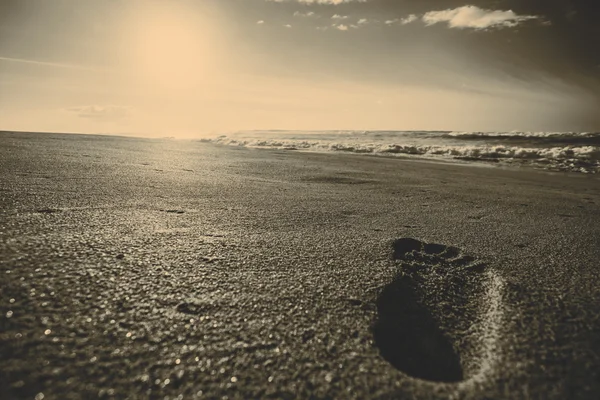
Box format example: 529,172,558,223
374,274,464,382
374,238,491,383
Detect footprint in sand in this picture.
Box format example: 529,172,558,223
373,238,505,384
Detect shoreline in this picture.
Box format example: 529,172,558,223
2,130,599,175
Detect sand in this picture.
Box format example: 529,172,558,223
1,131,600,399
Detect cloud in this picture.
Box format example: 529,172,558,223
333,23,360,30
257,20,265,24
284,24,293,28
66,105,131,121
357,18,368,25
422,5,539,30
332,14,348,20
0,56,108,73
382,15,417,26
294,11,316,17
401,14,418,25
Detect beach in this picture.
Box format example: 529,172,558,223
1,131,600,399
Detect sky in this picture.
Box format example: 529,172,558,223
0,0,599,136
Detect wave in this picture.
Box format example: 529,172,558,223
447,131,599,138
445,131,600,147
202,132,600,174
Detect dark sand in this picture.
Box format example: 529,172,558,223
1,131,600,399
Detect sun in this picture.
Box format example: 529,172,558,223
122,2,219,93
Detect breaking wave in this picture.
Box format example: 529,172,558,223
202,131,600,174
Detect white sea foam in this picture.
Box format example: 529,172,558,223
447,131,598,138
203,130,600,174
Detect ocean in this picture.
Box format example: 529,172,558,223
203,130,600,174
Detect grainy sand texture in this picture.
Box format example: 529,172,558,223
1,132,600,399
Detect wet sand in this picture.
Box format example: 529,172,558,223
1,131,600,399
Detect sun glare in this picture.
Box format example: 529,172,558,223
123,2,220,93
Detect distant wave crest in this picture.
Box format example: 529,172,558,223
203,131,600,174
447,131,600,138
